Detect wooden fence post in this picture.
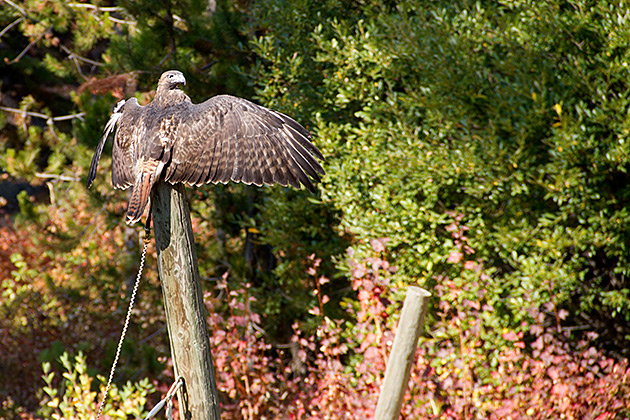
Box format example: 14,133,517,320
374,286,431,420
151,181,221,420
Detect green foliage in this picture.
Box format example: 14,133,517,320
2,0,630,417
40,352,155,419
248,0,630,343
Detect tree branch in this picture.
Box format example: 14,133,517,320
36,173,80,182
0,16,24,39
66,3,124,13
1,0,28,17
66,2,136,25
0,106,86,122
4,29,48,65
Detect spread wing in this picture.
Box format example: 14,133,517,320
163,95,325,192
111,98,144,190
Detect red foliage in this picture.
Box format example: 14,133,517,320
200,236,630,419
4,198,629,419
0,195,167,416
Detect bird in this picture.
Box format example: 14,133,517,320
87,70,325,225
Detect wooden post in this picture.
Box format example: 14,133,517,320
151,182,221,420
374,286,431,420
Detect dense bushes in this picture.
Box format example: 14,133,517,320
1,0,629,418
249,0,630,338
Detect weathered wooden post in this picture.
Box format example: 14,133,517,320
151,181,221,420
375,286,431,420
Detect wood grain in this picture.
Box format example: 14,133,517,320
375,286,431,420
152,181,221,420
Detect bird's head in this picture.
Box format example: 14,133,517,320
157,70,186,93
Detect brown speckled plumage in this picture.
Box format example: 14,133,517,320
87,70,325,225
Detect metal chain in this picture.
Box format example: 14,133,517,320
95,236,149,420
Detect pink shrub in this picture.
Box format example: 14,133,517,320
201,238,630,419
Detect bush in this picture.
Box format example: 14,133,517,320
248,0,630,349
39,352,155,420
2,0,630,418
202,239,630,419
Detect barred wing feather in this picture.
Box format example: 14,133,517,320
163,95,325,192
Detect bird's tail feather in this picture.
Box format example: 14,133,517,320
87,100,125,189
126,167,155,225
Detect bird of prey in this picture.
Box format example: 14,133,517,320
87,70,325,225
